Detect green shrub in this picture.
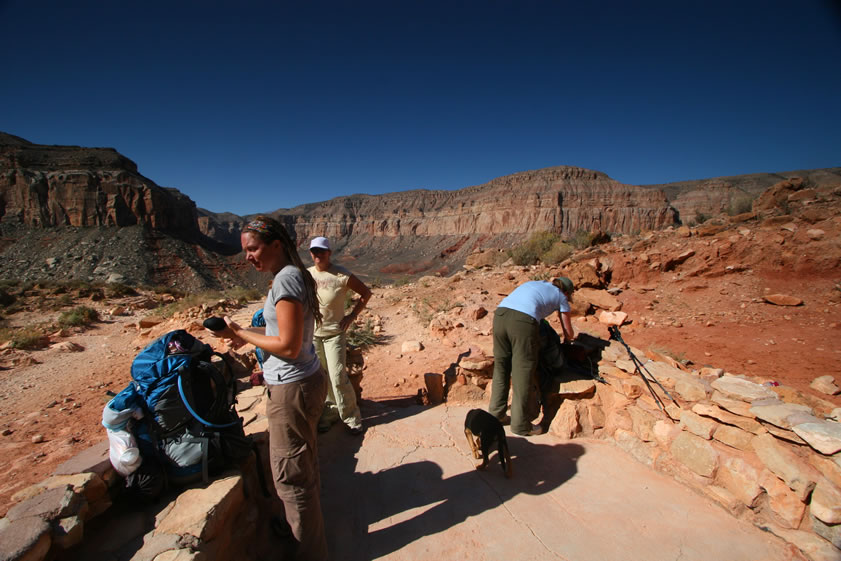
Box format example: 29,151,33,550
542,241,573,264
58,306,100,328
728,193,756,216
0,327,47,350
509,244,540,266
347,319,378,349
569,230,600,250
509,231,563,265
53,294,75,308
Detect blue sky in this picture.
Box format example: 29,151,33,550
1,0,839,216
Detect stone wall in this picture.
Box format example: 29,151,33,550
453,334,841,561
0,385,275,561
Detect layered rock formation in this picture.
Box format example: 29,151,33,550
278,166,676,240
0,132,199,236
261,167,679,275
2,131,838,287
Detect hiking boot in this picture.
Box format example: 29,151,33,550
526,424,545,436
347,424,365,436
514,423,545,436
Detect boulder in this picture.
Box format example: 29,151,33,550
810,375,840,396
574,288,622,311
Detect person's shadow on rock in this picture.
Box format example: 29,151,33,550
324,438,585,561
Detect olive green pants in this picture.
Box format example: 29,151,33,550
489,307,541,435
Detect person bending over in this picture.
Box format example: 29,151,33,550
489,277,575,436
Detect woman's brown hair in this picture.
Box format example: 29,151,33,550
242,215,323,325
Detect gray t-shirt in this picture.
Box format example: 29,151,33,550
261,265,321,384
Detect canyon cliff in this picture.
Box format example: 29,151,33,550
1,131,838,288
0,132,199,236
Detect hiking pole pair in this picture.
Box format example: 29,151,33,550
607,326,678,414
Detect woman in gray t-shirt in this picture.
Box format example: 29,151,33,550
210,215,328,561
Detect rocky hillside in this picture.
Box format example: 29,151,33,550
2,131,838,288
640,167,841,224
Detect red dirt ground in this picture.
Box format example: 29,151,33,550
1,214,840,516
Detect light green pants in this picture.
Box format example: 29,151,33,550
314,332,363,430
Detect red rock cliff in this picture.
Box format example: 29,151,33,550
0,132,199,235
275,166,677,243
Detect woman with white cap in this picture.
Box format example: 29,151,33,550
489,277,575,436
308,236,372,435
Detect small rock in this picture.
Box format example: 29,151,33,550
763,294,803,306
806,228,825,240
598,311,628,327
51,341,84,353
31,434,45,443
810,375,840,396
401,340,424,353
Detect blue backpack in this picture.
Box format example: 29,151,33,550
103,330,252,497
251,308,267,368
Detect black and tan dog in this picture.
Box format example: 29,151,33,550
464,409,512,478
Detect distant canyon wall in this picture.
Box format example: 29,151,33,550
272,167,677,249
0,132,199,236
3,131,837,285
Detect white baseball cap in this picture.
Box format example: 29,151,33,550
309,236,330,250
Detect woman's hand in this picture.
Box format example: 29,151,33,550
339,314,355,332
206,316,245,348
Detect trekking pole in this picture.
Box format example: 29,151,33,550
607,326,678,414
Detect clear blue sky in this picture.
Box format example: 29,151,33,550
2,1,840,216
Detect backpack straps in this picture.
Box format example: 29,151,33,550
176,366,239,429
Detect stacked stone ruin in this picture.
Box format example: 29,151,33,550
455,338,841,561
